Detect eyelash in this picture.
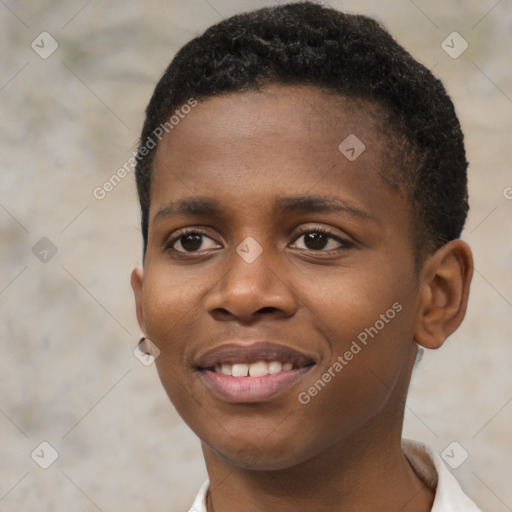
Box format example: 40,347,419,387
291,226,354,252
165,227,217,252
165,226,354,254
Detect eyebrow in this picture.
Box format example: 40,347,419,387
153,197,225,224
274,195,374,221
153,194,374,224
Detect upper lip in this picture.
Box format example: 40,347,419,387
195,341,316,369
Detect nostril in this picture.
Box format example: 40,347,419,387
257,306,280,314
213,308,234,319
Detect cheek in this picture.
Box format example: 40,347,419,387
300,260,407,340
141,269,202,399
140,264,216,405
142,265,206,339
299,262,416,400
286,307,415,456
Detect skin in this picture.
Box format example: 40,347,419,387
131,84,473,512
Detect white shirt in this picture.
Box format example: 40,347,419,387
188,439,481,511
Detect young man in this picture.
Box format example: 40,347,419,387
131,2,480,510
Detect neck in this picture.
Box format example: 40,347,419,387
202,408,433,512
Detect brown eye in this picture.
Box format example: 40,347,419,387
171,233,220,253
292,230,349,251
302,232,329,250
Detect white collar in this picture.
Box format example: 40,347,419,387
401,439,481,512
189,439,481,512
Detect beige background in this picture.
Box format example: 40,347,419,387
1,0,511,510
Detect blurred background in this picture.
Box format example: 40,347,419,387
1,0,511,510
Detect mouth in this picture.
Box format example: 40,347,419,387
195,341,315,403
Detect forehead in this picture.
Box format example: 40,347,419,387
162,85,381,149
154,86,385,182
150,84,408,230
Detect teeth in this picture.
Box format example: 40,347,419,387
212,360,296,376
232,363,249,377
249,361,268,377
268,361,283,374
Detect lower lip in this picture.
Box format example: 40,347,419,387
200,367,313,403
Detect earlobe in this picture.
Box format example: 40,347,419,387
131,267,147,335
414,240,473,350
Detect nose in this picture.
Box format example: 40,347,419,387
204,242,298,324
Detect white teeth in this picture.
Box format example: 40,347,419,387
268,361,283,374
221,363,232,376
249,361,269,377
232,363,249,377
213,360,296,376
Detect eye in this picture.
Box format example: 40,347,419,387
290,228,353,251
168,230,221,253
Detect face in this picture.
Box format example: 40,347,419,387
132,85,423,470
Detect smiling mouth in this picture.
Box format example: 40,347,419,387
196,341,315,375
196,341,315,402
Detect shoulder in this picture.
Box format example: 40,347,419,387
402,439,483,512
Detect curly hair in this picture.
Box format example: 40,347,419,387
135,1,468,263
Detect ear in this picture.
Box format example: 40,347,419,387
414,240,473,350
131,266,147,335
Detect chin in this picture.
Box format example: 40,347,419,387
204,435,317,472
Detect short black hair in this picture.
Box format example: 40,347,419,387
135,1,468,263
